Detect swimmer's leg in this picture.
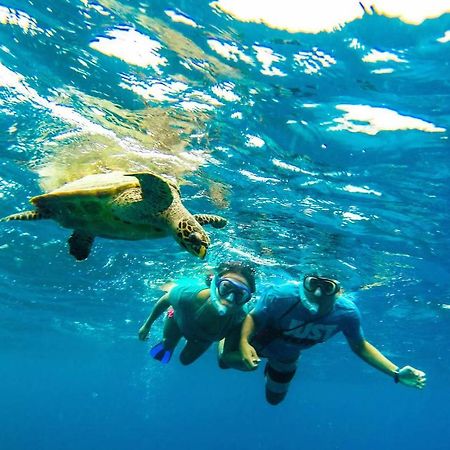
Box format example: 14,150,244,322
217,327,256,371
179,340,212,365
150,311,182,364
264,357,299,405
217,339,230,369
162,311,183,348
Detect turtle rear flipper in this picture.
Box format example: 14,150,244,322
1,210,43,222
193,214,227,229
68,231,95,261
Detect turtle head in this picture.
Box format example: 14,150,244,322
175,218,210,259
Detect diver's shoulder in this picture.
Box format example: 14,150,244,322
169,279,206,298
263,281,299,300
335,295,359,313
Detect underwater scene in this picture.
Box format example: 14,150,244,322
1,1,449,449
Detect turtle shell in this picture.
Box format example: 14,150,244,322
31,172,174,239
32,172,139,203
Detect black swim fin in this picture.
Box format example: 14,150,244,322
149,342,172,364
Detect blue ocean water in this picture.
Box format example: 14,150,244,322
1,1,449,449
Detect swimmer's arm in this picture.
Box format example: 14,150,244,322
138,293,171,340
240,313,256,343
239,314,261,370
349,339,398,375
349,339,426,389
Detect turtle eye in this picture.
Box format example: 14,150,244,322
188,232,203,244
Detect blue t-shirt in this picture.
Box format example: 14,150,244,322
168,280,245,343
251,282,365,361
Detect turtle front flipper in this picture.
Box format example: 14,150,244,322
1,210,43,222
193,214,227,229
68,231,95,261
125,173,174,214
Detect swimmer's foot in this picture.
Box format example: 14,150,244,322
149,342,172,364
217,339,230,369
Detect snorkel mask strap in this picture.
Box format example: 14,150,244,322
210,275,228,316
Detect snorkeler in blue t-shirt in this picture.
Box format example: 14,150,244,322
138,261,256,365
220,274,426,405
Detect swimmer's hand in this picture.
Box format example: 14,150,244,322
398,365,427,389
138,324,151,341
240,340,260,369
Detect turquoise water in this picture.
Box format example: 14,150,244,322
1,1,449,449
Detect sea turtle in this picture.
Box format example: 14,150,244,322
1,171,227,260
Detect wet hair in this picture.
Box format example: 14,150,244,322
205,261,256,293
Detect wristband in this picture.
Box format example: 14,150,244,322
393,370,400,384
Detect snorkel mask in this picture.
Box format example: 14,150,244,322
299,275,341,315
303,275,341,296
210,275,252,316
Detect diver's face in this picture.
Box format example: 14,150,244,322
303,288,336,311
215,272,252,309
303,276,340,311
